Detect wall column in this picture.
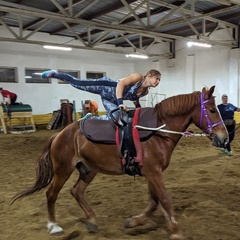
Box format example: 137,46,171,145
186,54,196,92
229,48,239,105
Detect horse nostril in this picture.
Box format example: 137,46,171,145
211,135,229,148
212,135,220,147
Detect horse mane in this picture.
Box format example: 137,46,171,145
155,91,201,118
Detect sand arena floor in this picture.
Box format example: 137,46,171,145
0,125,240,240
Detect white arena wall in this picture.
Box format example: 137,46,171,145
0,27,239,115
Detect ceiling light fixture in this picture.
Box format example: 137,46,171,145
125,53,149,59
187,41,212,48
43,45,72,51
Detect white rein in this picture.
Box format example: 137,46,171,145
134,124,209,137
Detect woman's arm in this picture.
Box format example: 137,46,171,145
6,94,10,104
116,73,142,106
133,99,141,108
116,73,143,110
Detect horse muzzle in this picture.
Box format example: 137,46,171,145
211,134,229,148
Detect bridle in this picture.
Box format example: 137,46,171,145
200,93,224,134
134,92,225,138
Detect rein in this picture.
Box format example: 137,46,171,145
134,93,224,137
134,124,209,137
229,125,240,134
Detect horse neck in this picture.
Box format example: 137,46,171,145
160,114,192,144
156,92,199,144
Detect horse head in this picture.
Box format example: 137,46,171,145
193,85,229,148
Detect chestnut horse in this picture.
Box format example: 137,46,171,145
12,86,228,239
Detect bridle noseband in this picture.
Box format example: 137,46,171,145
200,93,223,134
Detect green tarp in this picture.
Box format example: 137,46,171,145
0,103,32,112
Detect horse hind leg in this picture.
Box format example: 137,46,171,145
46,168,75,235
70,166,98,233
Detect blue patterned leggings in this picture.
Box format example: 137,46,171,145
52,72,119,120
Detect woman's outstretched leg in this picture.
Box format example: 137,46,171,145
41,70,117,93
41,70,119,120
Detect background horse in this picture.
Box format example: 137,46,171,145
12,86,228,240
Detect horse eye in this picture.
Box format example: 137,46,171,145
210,109,216,113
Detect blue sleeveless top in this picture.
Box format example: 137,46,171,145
122,79,147,101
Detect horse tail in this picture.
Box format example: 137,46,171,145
11,133,58,204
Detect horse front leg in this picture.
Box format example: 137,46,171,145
124,184,158,228
70,169,98,233
147,171,183,240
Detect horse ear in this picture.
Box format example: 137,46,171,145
202,85,215,99
207,85,215,98
202,86,207,94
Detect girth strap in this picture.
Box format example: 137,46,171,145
116,109,143,176
132,108,143,165
116,111,136,159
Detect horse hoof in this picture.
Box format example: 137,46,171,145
123,218,133,228
170,233,184,240
47,222,63,235
87,222,98,233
